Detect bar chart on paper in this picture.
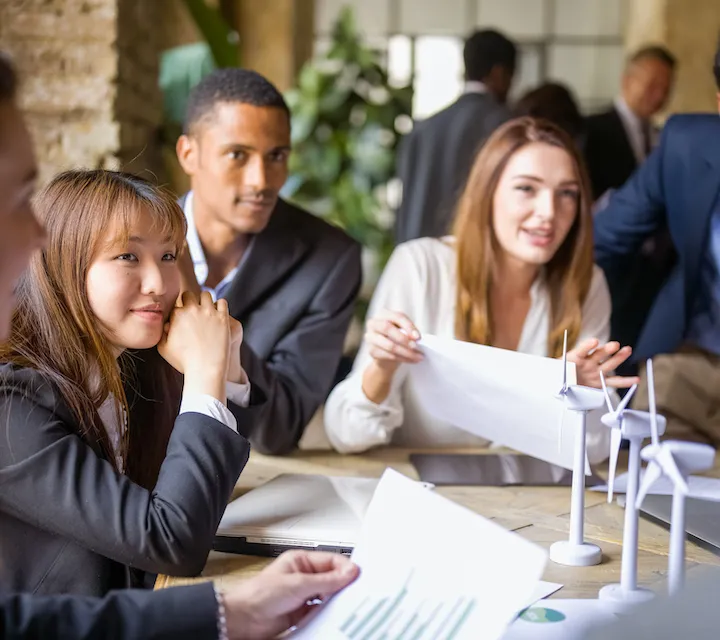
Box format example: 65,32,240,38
295,570,479,640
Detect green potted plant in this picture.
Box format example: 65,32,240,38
282,6,413,317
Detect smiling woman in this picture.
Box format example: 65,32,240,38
0,170,251,597
324,117,638,458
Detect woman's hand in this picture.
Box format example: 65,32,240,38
157,290,231,402
361,310,423,404
365,310,424,372
567,338,639,389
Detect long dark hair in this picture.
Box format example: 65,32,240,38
0,170,186,488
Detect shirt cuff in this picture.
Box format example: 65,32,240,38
226,367,251,407
179,393,238,432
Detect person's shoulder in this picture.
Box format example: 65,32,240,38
0,362,63,413
274,198,360,252
662,112,720,138
392,236,454,269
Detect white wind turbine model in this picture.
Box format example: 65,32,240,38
597,360,666,605
549,331,606,567
635,363,716,596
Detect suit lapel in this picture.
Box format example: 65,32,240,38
224,199,310,320
610,107,639,171
684,146,720,311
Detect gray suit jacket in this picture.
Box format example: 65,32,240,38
394,92,511,243
0,364,250,597
0,583,218,639
180,195,362,455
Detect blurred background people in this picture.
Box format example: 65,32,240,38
394,29,517,244
513,82,586,152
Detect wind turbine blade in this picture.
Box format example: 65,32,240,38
557,403,565,453
636,461,663,509
615,384,637,415
661,452,689,495
607,428,622,503
600,370,614,413
647,358,659,447
561,329,568,392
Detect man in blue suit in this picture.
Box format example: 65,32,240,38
594,43,720,445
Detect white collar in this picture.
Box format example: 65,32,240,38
464,81,488,95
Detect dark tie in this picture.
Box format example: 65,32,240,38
641,120,653,158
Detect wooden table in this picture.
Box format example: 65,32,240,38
156,448,720,597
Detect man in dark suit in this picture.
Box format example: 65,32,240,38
175,69,362,455
394,29,516,243
593,45,720,445
0,51,359,640
587,45,677,360
585,46,676,201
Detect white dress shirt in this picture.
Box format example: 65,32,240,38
324,237,612,463
182,191,251,408
98,391,238,472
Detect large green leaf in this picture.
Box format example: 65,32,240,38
182,0,237,68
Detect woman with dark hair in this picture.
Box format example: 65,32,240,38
0,169,251,596
326,117,637,458
513,82,586,149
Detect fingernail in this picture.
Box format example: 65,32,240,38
412,330,420,339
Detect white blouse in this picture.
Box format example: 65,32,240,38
324,237,613,463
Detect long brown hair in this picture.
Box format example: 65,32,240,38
0,170,187,488
452,117,594,357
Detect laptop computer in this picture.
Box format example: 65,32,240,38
638,494,720,555
213,474,379,557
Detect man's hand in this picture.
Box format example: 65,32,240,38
223,550,359,640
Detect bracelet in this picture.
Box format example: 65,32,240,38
214,586,229,640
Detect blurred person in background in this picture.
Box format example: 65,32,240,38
394,29,517,244
594,44,720,446
513,82,586,152
587,46,677,369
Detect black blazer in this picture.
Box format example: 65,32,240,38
0,583,218,639
180,195,362,455
394,92,511,243
584,106,639,200
0,364,250,596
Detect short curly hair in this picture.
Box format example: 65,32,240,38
184,68,289,134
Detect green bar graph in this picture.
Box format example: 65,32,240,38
445,599,477,640
338,571,477,640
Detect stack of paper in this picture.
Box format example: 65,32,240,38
292,469,548,640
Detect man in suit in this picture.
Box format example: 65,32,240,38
593,44,720,445
587,46,677,361
394,29,516,244
175,69,362,455
585,46,676,201
0,51,359,640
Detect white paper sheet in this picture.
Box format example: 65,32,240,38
292,468,547,640
503,599,617,639
410,334,584,471
591,472,720,502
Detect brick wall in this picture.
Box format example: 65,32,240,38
0,0,166,186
